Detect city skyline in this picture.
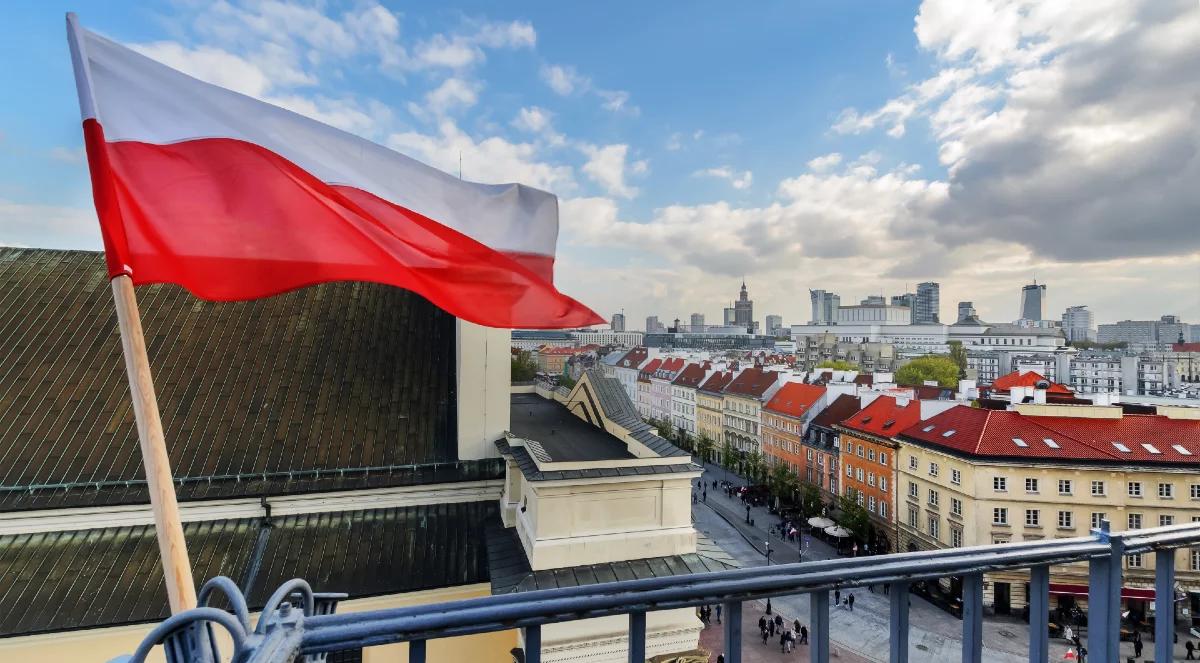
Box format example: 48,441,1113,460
0,1,1197,327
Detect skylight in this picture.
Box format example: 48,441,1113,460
1113,442,1132,453
1012,438,1028,448
1043,438,1060,450
861,416,872,424
1173,444,1192,456
922,425,935,432
942,429,957,438
882,419,896,429
1142,443,1162,454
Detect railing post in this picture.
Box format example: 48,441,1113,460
1088,520,1123,663
722,601,742,663
961,573,983,663
810,591,829,663
408,639,426,663
524,625,541,663
1155,548,1176,663
889,582,909,663
628,611,646,663
1028,565,1049,663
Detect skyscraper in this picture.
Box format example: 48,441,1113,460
1020,282,1046,322
690,313,705,330
611,312,626,332
1061,305,1095,343
765,314,783,335
809,289,841,325
645,316,664,333
957,301,978,322
915,282,940,324
734,281,754,331
723,307,736,326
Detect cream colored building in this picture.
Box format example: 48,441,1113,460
696,371,733,462
721,367,782,454
895,402,1200,622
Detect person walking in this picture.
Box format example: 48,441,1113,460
774,614,783,631
1188,640,1196,660
758,615,767,633
834,589,841,607
793,619,800,634
779,630,788,653
848,593,855,612
800,624,808,645
769,619,776,638
716,604,722,624
1133,635,1143,658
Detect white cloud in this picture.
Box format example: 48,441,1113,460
579,144,643,198
806,152,843,172
596,89,639,115
388,120,574,192
412,19,536,70
0,199,100,250
512,106,551,133
694,166,753,190
411,78,479,118
665,132,683,151
540,64,586,95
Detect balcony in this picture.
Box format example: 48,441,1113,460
120,520,1200,663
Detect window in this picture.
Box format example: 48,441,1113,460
807,449,814,461
1192,549,1200,572
868,495,877,513
880,502,889,519
879,452,888,465
993,477,1007,492
909,456,918,470
857,445,864,457
929,462,939,478
1128,481,1143,497
1192,484,1200,499
951,497,963,516
846,464,852,478
1091,512,1106,529
1127,553,1143,568
868,473,876,487
1160,515,1175,527
856,468,864,481
1058,479,1073,495
928,515,940,539
951,527,963,548
1091,480,1105,496
880,477,888,492
1026,509,1041,527
1159,483,1174,499
909,482,918,498
1058,511,1074,528
928,489,939,507
908,506,919,527
1128,513,1143,530
868,449,876,462
951,468,961,485
993,508,1009,525
1025,478,1039,493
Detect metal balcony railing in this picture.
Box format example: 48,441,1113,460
117,520,1200,663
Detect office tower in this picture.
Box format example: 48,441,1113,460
916,282,940,324
723,307,736,325
1061,306,1096,343
765,315,783,335
809,289,841,325
1020,282,1046,322
645,316,663,333
890,293,915,310
958,301,978,322
611,312,626,332
690,313,705,331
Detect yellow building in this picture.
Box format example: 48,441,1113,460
721,367,780,455
895,402,1200,624
697,371,734,462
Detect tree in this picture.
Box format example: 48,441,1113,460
815,359,858,371
745,450,765,483
797,481,822,516
838,490,871,542
769,462,799,503
896,355,960,388
511,350,537,382
720,440,735,469
653,418,674,441
696,435,715,463
947,340,968,379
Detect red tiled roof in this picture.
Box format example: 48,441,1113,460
638,358,663,382
538,345,578,355
899,406,1200,465
724,367,779,398
990,370,1073,395
656,357,686,376
765,383,826,419
809,394,861,429
616,347,648,369
698,370,735,394
1174,342,1200,352
840,395,923,438
672,363,708,389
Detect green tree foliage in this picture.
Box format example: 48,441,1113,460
947,340,968,379
1068,340,1129,350
511,350,538,382
653,418,674,441
896,355,960,388
769,462,799,502
745,450,765,483
720,440,735,469
838,490,871,541
797,481,822,516
696,435,715,463
815,359,858,371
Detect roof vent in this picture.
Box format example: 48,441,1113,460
1142,443,1162,454
942,429,957,438
1013,438,1028,448
1043,438,1060,450
861,416,872,424
1113,442,1131,453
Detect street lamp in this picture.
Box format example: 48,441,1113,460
765,540,773,615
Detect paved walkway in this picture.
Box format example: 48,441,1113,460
696,599,871,663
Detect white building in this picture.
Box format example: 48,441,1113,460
1066,353,1123,394
1061,305,1096,343
670,362,710,441
789,320,1065,356
1098,316,1192,351
570,329,645,347
765,314,783,335
611,347,652,403
836,303,912,325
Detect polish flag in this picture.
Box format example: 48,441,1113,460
66,16,602,329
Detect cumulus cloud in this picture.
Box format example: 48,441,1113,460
694,166,753,190
540,63,637,114
408,78,479,119
806,153,843,172
0,199,100,250
579,144,644,198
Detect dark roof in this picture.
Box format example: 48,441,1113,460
724,367,778,398
509,393,634,462
698,370,735,394
0,501,497,637
671,363,708,389
486,521,737,595
0,248,468,511
809,394,862,430
512,330,574,340
579,371,688,458
615,347,649,369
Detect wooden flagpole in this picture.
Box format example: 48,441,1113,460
67,12,197,614
112,274,198,613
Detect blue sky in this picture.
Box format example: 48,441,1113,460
1,1,1198,328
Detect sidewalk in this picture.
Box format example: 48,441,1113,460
696,600,871,663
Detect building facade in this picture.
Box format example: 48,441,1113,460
697,371,736,461
810,289,841,325
1020,283,1046,322
915,282,940,324
571,329,644,347
612,347,650,404
670,363,709,441
1061,305,1096,343
734,282,754,330
765,314,783,336
649,357,687,424
722,368,781,454
611,312,626,332
762,383,827,473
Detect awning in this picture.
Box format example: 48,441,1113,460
1049,583,1155,601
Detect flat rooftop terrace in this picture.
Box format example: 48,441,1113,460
509,393,635,462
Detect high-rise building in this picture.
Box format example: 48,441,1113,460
611,312,626,332
690,313,705,330
1061,305,1096,343
916,282,940,324
1099,315,1192,351
645,315,665,333
734,281,754,330
723,307,736,326
1020,282,1046,322
890,293,915,310
765,315,783,335
958,301,978,322
809,289,841,325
